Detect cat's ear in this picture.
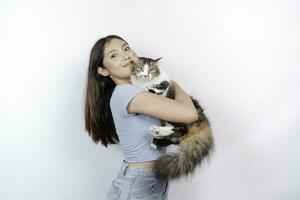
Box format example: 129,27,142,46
137,59,143,66
154,56,162,63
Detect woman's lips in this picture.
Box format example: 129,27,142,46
123,62,132,67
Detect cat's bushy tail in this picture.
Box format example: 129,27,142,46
153,119,215,182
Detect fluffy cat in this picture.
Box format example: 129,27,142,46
130,56,216,182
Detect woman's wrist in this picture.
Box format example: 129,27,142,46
170,80,177,90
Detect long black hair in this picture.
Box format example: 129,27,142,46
84,34,128,147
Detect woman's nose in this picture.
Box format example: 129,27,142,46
124,54,132,61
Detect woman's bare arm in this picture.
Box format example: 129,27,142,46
172,80,198,118
127,80,198,123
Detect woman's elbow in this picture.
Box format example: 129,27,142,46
188,110,198,123
181,110,198,123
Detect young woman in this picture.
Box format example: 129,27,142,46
84,35,198,199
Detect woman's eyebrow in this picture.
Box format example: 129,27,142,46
106,43,128,56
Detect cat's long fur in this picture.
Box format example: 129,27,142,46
130,57,215,182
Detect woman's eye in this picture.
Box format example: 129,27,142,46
111,54,117,58
125,46,130,51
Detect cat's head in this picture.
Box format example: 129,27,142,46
131,56,162,81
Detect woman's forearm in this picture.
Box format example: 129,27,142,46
171,80,198,119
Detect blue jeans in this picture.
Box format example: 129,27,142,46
106,160,169,200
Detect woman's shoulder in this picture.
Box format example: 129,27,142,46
112,84,145,98
110,83,146,116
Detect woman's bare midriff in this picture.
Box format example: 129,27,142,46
124,160,156,169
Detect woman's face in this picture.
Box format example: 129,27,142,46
97,38,138,85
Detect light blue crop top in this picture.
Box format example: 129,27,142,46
110,83,167,162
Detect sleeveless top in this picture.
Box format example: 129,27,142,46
110,83,167,162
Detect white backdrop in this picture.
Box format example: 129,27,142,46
1,0,299,199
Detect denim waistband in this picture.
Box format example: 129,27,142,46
117,160,156,178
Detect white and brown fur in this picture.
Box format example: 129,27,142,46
130,56,216,182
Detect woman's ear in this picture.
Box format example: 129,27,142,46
97,67,110,76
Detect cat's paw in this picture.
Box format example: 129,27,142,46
150,137,158,149
150,143,158,149
149,125,163,138
150,125,159,137
150,125,174,138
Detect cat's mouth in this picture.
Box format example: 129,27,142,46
138,75,151,80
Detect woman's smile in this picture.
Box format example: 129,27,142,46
123,62,133,67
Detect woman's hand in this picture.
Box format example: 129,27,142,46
170,79,177,88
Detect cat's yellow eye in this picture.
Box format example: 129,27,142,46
150,65,155,70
